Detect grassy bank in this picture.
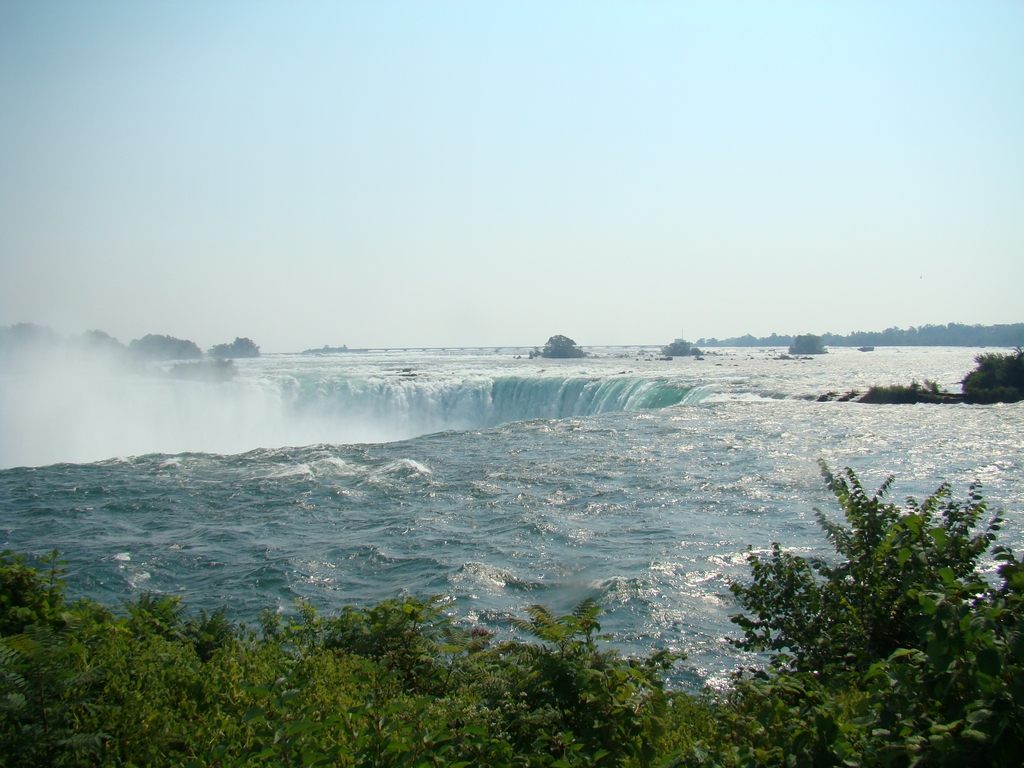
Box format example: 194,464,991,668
3,466,1023,766
858,380,963,404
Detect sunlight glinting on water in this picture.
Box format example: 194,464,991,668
1,346,1021,687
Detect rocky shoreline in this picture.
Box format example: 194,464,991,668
814,386,965,404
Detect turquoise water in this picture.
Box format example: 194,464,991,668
1,346,1021,686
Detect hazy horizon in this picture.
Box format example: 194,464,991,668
5,318,1024,355
2,1,1022,352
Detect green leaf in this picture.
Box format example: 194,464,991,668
242,706,266,724
976,648,1002,677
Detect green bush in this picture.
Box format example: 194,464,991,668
730,463,998,680
502,599,677,765
662,340,692,357
541,335,586,358
208,337,260,359
962,348,1024,404
1,555,690,767
788,335,826,355
716,465,1023,767
0,550,67,636
859,546,1024,765
858,380,961,404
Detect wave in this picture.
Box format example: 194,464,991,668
292,375,705,434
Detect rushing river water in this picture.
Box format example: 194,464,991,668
1,346,1021,687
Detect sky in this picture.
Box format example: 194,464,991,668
1,1,1022,352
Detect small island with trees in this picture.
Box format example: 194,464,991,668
660,337,702,358
788,333,827,355
0,325,264,386
128,334,203,361
530,334,586,358
208,337,260,359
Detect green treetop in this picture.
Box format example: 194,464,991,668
208,337,261,359
541,335,586,358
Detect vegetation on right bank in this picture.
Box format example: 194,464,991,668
723,464,1023,766
961,348,1024,403
860,348,1024,405
3,464,1023,766
858,380,962,405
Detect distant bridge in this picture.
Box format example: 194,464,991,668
301,345,660,354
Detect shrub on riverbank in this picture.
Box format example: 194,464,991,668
858,349,1023,405
1,555,677,767
962,348,1024,404
716,464,1023,766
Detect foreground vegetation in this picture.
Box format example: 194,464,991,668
3,465,1022,766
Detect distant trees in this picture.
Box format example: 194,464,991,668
789,334,826,355
79,330,127,353
540,335,585,358
0,323,60,350
208,337,260,359
661,339,702,357
661,339,691,356
698,323,1024,348
128,334,203,361
304,345,350,355
0,325,268,367
835,322,1024,348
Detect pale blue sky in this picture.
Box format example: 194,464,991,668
1,1,1022,351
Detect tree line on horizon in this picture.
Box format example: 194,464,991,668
0,323,260,362
696,323,1024,349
